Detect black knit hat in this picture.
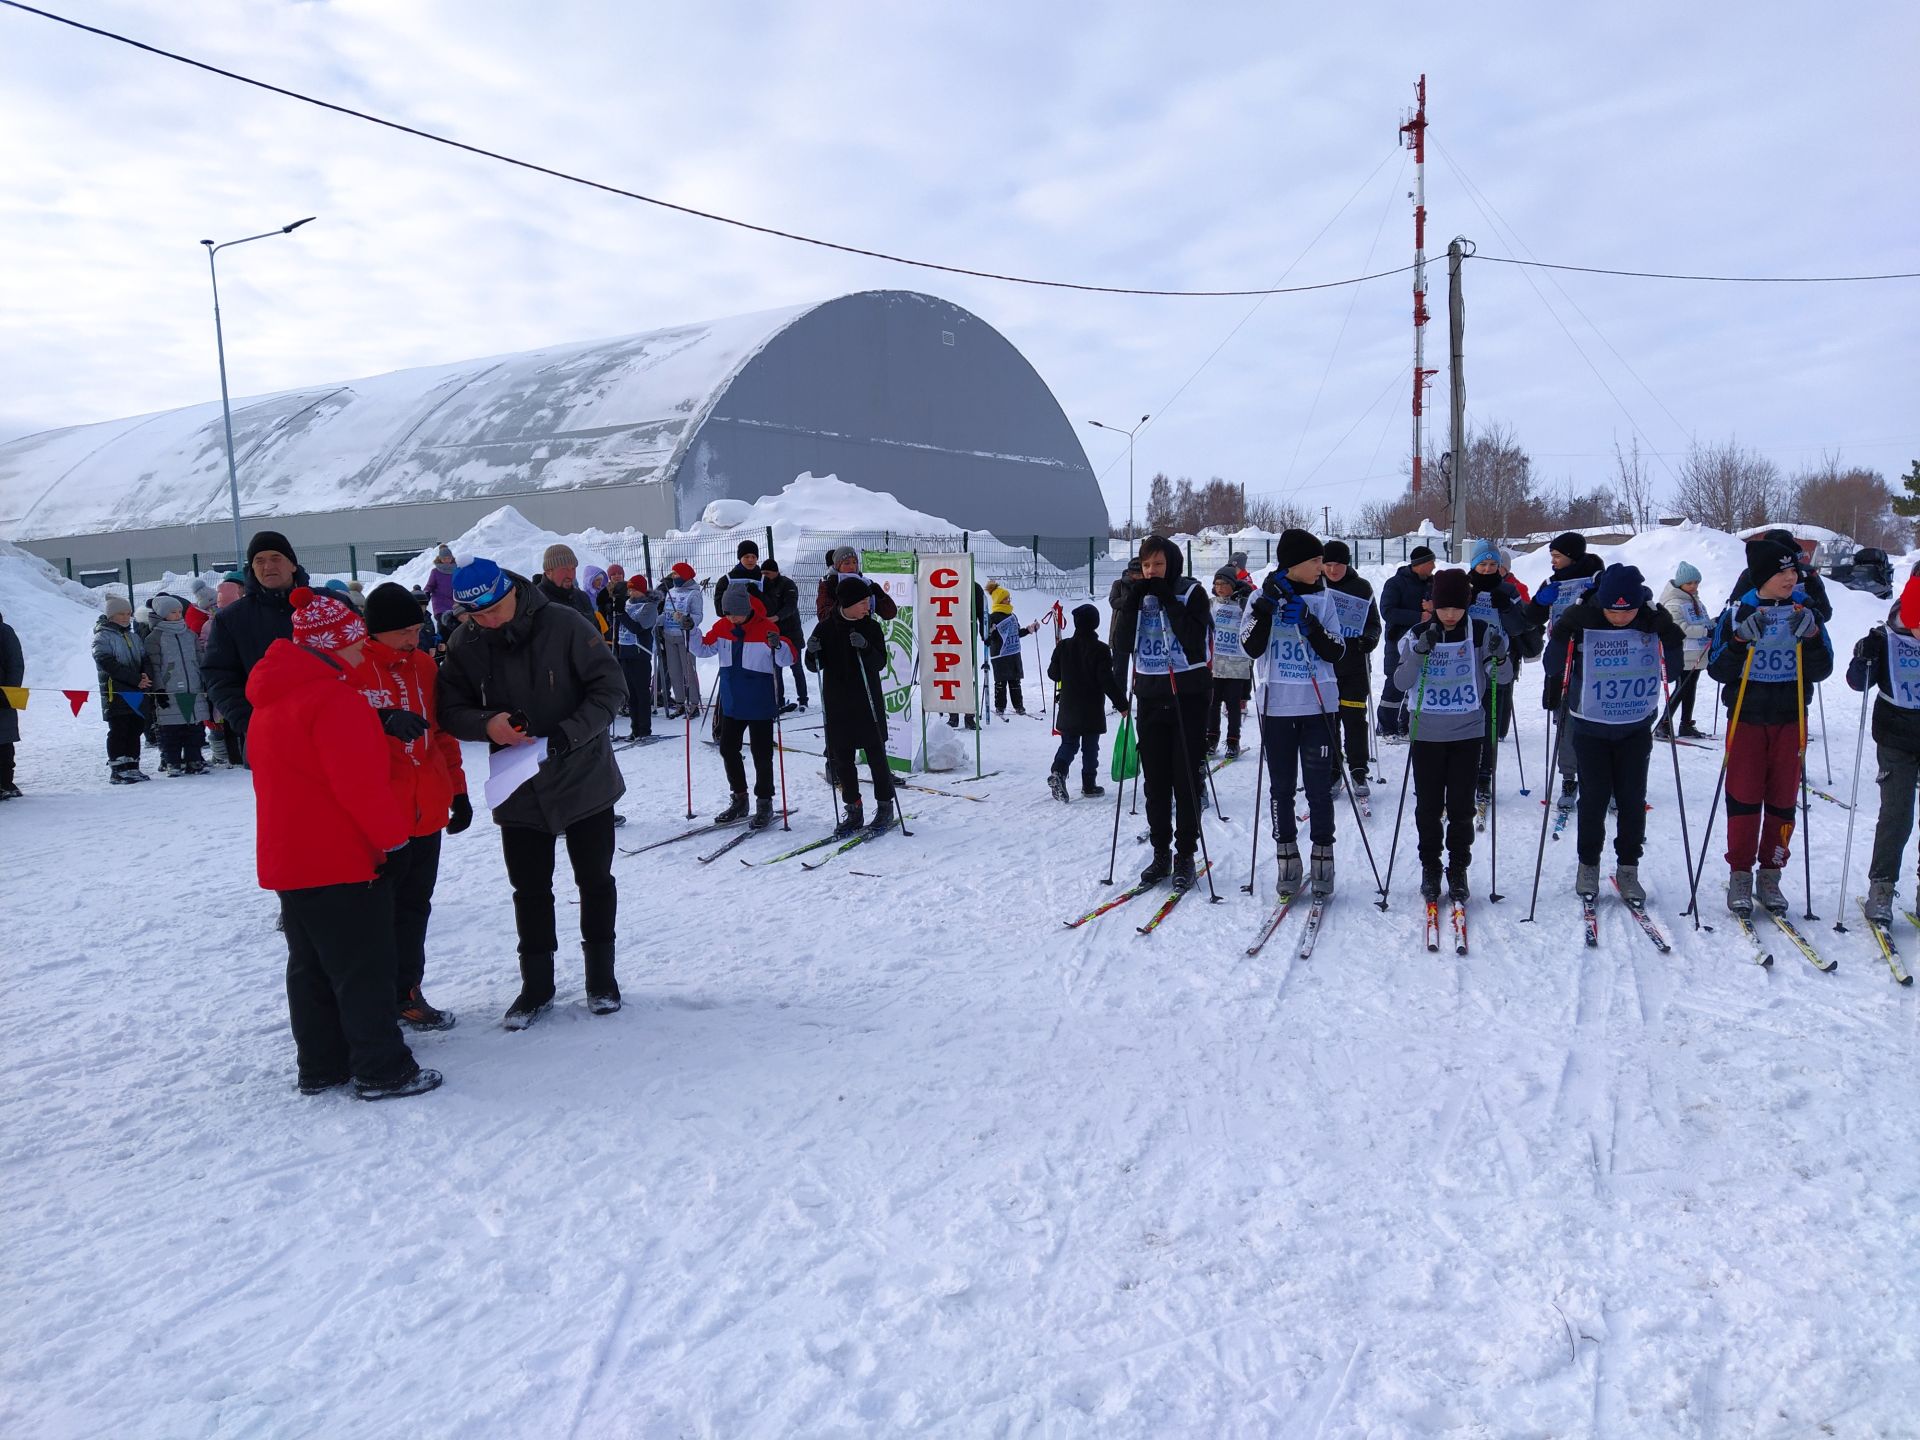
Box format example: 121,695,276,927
1323,540,1352,565
737,538,760,561
363,582,424,634
1550,531,1588,562
1430,568,1472,610
1593,564,1651,611
836,574,871,608
1745,536,1799,580
1409,545,1435,566
1276,528,1324,570
1213,565,1240,587
247,529,296,565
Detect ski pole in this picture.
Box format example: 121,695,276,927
1510,692,1529,795
1311,668,1386,899
1243,678,1269,894
1655,650,1696,925
1523,636,1577,922
1377,647,1430,910
1031,625,1049,716
1685,645,1755,926
772,641,792,831
1796,640,1815,920
866,653,911,839
1103,659,1135,885
1488,654,1504,903
1164,657,1220,902
1832,667,1870,932
1817,681,1833,786
683,660,696,820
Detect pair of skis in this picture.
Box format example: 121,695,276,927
1855,903,1915,985
1579,878,1672,953
1244,889,1331,960
1718,905,1828,972
1425,896,1468,955
1063,864,1212,935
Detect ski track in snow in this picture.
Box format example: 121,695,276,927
6,590,1920,1437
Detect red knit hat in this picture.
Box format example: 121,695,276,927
290,586,367,651
671,561,695,581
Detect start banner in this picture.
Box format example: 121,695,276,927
915,552,978,717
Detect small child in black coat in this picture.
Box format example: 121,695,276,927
1045,603,1130,801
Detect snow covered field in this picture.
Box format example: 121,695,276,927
6,530,1920,1437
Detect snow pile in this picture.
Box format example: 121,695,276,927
671,472,988,551
386,505,636,589
0,538,103,687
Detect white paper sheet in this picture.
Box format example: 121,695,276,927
483,736,549,809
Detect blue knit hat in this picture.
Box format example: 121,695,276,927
1673,561,1701,586
1470,538,1502,569
1594,563,1651,611
453,557,512,610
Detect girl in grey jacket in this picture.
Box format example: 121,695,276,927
146,595,208,773
1655,562,1710,738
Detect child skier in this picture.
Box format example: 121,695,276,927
1707,535,1833,914
1319,541,1381,798
1206,567,1253,757
1392,567,1512,901
1465,540,1527,805
1542,564,1685,903
1046,602,1129,802
1846,568,1920,924
146,594,209,775
1109,535,1213,892
1655,561,1711,739
805,575,899,837
1526,532,1606,813
986,581,1038,716
687,588,798,830
1240,529,1348,897
658,561,705,718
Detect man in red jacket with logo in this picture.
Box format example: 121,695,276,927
245,587,442,1101
348,583,473,1031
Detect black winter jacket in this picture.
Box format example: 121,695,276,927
1379,564,1433,653
1846,602,1920,752
0,619,21,746
805,607,889,748
1323,569,1381,696
760,573,804,644
537,576,597,626
1048,608,1128,735
1240,574,1347,666
437,576,628,833
1543,599,1686,737
1108,546,1212,700
1706,593,1834,728
201,566,309,734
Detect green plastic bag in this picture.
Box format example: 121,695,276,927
1110,715,1140,782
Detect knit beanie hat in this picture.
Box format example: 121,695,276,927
1213,565,1240,588
1744,536,1799,581
1430,568,1471,610
541,543,578,573
830,545,859,567
1409,545,1436,566
324,578,350,595
290,586,366,651
1072,602,1099,634
1550,531,1588,562
191,582,215,605
247,530,297,565
670,561,695,581
435,544,454,562
363,582,424,634
737,539,760,561
151,594,185,621
1593,564,1651,611
1470,538,1502,569
1275,528,1323,570
988,583,1013,614
453,557,512,610
1322,540,1352,566
103,593,132,617
1673,561,1701,586
836,574,871,609
721,584,752,618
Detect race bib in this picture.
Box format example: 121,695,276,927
1748,608,1799,682
1211,598,1247,648
1550,575,1593,624
1468,593,1499,627
1886,630,1920,709
1578,629,1661,725
1414,638,1480,715
1265,626,1318,684
1134,607,1189,676
1326,589,1373,640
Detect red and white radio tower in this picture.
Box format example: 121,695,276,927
1400,76,1438,498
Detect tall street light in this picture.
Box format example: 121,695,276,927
201,217,315,567
1086,414,1150,542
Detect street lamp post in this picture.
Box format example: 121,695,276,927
1086,414,1151,542
201,217,315,567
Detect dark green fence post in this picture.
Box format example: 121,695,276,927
124,557,135,611
1185,539,1193,576
191,552,200,575
1032,536,1040,588
349,544,359,580
65,558,74,580
1088,537,1095,595
961,532,969,551
641,534,653,580
765,525,775,562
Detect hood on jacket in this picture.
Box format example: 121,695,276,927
1072,603,1099,635
244,637,348,712
1137,534,1186,585
703,594,779,644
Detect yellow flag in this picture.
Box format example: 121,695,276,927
0,686,25,711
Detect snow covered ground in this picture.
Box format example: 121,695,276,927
5,534,1920,1437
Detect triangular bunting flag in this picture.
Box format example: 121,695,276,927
63,690,88,716
122,689,144,714
0,685,25,711
174,692,198,722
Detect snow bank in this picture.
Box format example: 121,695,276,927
386,505,638,589
672,472,990,551
0,539,103,688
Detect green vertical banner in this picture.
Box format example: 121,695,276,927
861,549,919,773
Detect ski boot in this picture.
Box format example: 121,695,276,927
1274,841,1303,896
1205,738,1220,758
714,791,750,825
1574,862,1600,900
1171,853,1197,894
1614,865,1645,908
748,796,775,831
1678,722,1707,740
1755,866,1788,914
1557,778,1578,812
297,1072,350,1096
1225,741,1241,760
865,797,898,835
1726,868,1754,915
1474,784,1492,811
1447,867,1471,902
1350,773,1370,802
1048,771,1070,804
1653,721,1674,742
504,952,556,1030
354,1066,444,1102
1080,776,1106,798
1139,849,1173,887
832,802,865,841
584,942,621,1015
1309,843,1335,898
1420,864,1443,902
1865,878,1896,925
398,985,456,1032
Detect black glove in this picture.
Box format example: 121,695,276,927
610,581,628,604
1410,621,1442,655
1542,677,1563,712
1137,575,1174,605
1489,586,1512,610
544,727,573,760
848,631,870,650
804,634,823,672
446,792,473,835
378,707,430,742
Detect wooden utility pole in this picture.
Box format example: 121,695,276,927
1447,237,1472,563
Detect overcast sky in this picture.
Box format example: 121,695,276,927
2,0,1915,530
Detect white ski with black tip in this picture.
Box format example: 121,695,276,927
1580,894,1600,948
1296,895,1329,959
1613,879,1671,953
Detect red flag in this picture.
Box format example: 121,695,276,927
63,690,88,716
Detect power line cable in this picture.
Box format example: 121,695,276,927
1475,255,1919,284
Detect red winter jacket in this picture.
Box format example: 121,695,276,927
344,640,468,837
245,640,410,891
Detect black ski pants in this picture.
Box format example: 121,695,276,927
1413,737,1480,872
106,712,144,767
1326,696,1372,782
500,808,617,963
1659,668,1702,730
1137,679,1210,858
1207,676,1250,749
0,740,13,788
829,727,896,810
1261,711,1338,847
1868,740,1920,883
994,678,1025,714
1571,724,1652,866
774,652,809,708
616,648,653,737
718,714,776,798
280,879,416,1087
158,722,204,769
384,830,443,1000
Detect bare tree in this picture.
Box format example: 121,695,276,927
1245,495,1312,533
1670,439,1783,532
1613,435,1657,532
1790,454,1905,549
